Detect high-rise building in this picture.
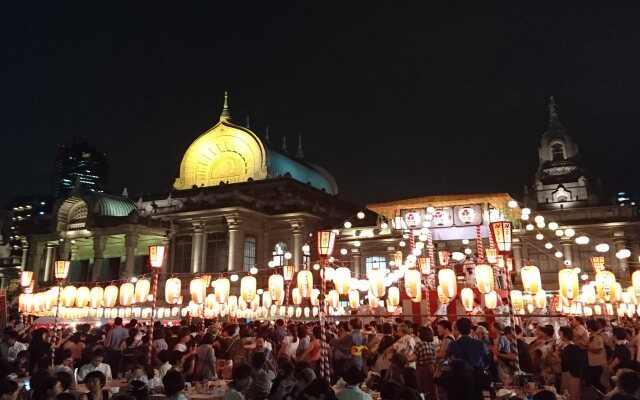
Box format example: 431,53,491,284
52,140,108,198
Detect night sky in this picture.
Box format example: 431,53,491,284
2,2,640,207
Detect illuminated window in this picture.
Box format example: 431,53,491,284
272,242,288,267
243,236,257,271
174,235,192,273
365,256,388,276
551,143,565,161
206,232,227,272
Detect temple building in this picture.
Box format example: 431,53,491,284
21,94,353,288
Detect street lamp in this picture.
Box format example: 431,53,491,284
148,245,166,362
52,260,70,366
316,230,336,384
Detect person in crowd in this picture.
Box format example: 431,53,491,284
446,318,489,400
62,333,86,365
12,350,30,377
0,379,19,400
33,376,63,400
84,370,110,400
558,326,582,400
383,353,407,387
173,332,190,353
249,352,276,400
194,333,217,381
586,319,607,392
249,336,275,367
54,371,74,393
336,366,372,400
157,350,172,380
162,370,187,400
295,326,311,363
494,298,511,328
407,326,435,397
29,328,52,374
268,357,295,400
608,327,632,374
387,324,416,368
168,350,186,374
532,390,557,400
303,378,336,400
54,350,75,375
1,331,28,363
331,322,352,381
371,323,395,374
570,316,590,351
216,324,239,361
77,349,113,382
298,327,321,371
104,317,129,378
152,330,168,356
223,364,254,400
278,325,299,361
513,325,533,374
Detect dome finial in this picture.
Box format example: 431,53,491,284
265,126,271,144
282,135,288,153
220,91,230,121
296,133,304,159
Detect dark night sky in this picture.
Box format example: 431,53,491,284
2,2,640,207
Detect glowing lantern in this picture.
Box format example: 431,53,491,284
45,287,59,310
149,245,166,268
394,251,404,267
437,285,450,304
418,257,431,275
633,271,640,296
582,284,596,304
75,286,90,308
590,256,606,274
510,290,524,312
558,269,579,300
485,248,498,264
304,307,310,318
119,282,135,306
584,306,593,317
321,266,335,282
534,290,547,309
438,268,457,298
438,251,450,266
622,291,631,305
134,279,151,303
490,221,513,252
613,283,622,303
627,286,638,305
327,290,339,308
88,287,103,308
317,231,337,256
287,306,294,318
240,276,257,302
461,288,474,312
292,287,302,305
61,285,77,308
205,294,216,308
475,265,494,294
165,278,182,304
505,257,513,272
404,269,422,299
369,269,386,297
369,292,380,308
103,285,118,308
349,290,360,309
190,278,206,304
268,274,285,305
484,291,498,309
283,265,295,282
297,270,313,298
520,265,540,295
387,286,400,307
310,289,320,306
334,267,352,295
21,271,33,288
594,304,602,315
596,271,616,302
54,260,71,280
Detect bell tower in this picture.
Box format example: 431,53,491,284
527,97,599,210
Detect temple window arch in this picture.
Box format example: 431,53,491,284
550,141,566,161
552,185,572,202
272,242,288,267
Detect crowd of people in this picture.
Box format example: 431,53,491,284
0,311,639,400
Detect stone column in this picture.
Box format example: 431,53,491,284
351,249,362,277
262,231,270,267
59,240,71,261
191,222,204,273
291,221,304,271
512,238,524,273
227,215,243,271
200,231,208,272
613,230,629,276
561,240,574,265
20,241,28,271
43,243,57,283
92,237,107,281
123,233,139,277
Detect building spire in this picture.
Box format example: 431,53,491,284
548,96,560,126
295,134,304,159
220,91,230,121
282,135,288,153
246,115,251,129
265,126,271,144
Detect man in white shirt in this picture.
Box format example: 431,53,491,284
1,331,28,363
494,297,511,327
77,349,113,382
386,323,416,368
